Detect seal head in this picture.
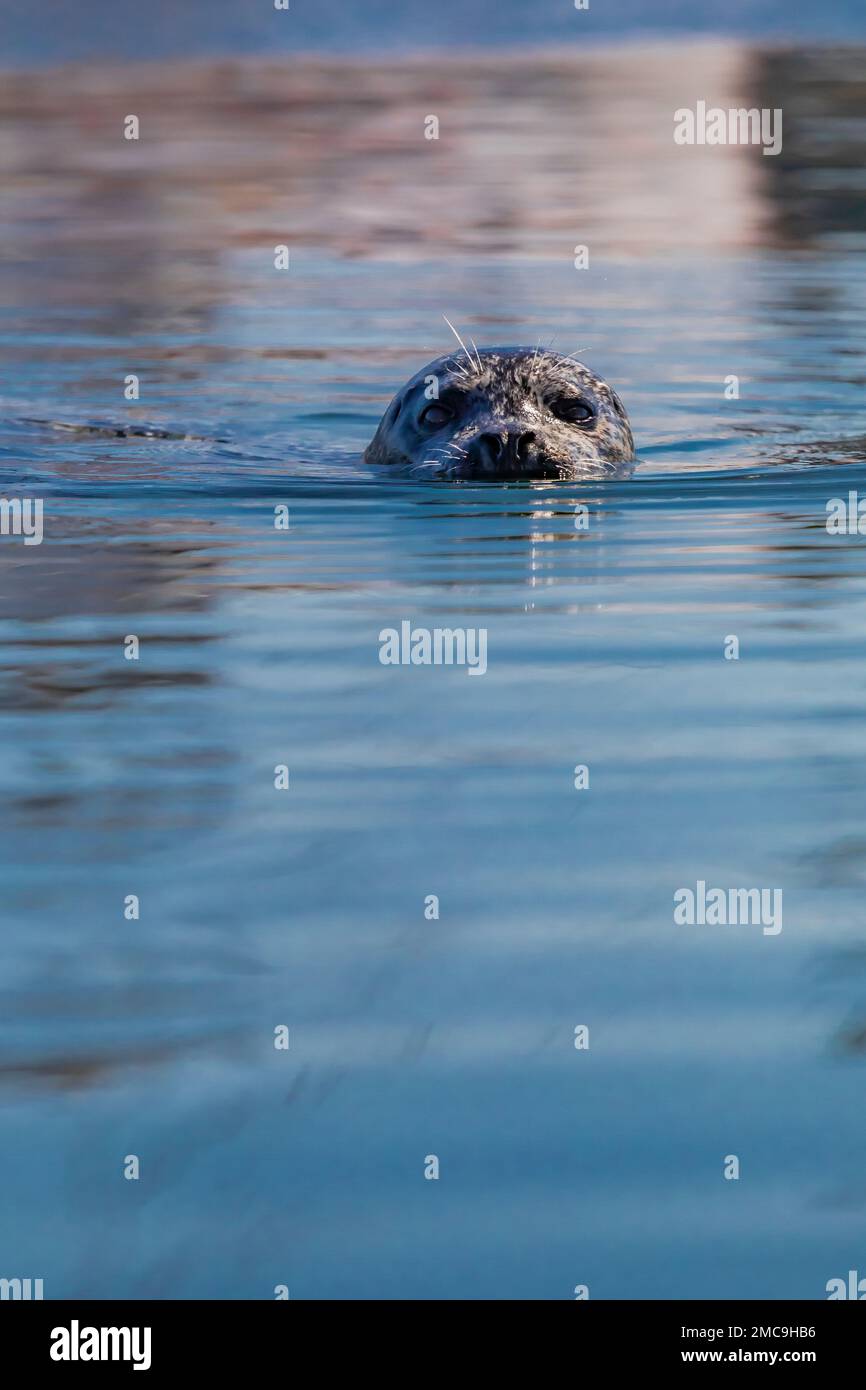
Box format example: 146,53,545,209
364,347,634,480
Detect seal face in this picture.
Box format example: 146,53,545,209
364,347,635,480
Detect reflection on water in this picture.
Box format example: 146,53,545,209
1,43,866,1298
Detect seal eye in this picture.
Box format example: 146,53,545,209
550,396,594,426
420,403,454,428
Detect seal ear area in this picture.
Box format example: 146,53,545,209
608,388,629,422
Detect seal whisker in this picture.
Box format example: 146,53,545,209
448,356,473,379
442,314,479,376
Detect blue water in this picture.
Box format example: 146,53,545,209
4,0,866,64
2,48,866,1299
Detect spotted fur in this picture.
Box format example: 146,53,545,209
364,347,635,480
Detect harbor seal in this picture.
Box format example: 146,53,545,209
364,344,635,480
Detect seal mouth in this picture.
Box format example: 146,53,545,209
452,456,571,482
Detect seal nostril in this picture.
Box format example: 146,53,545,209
516,431,536,460
479,433,504,462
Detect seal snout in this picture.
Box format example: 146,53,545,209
474,427,538,472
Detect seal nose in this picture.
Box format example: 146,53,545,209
477,430,537,469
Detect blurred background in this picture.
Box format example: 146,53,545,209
2,2,866,1301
